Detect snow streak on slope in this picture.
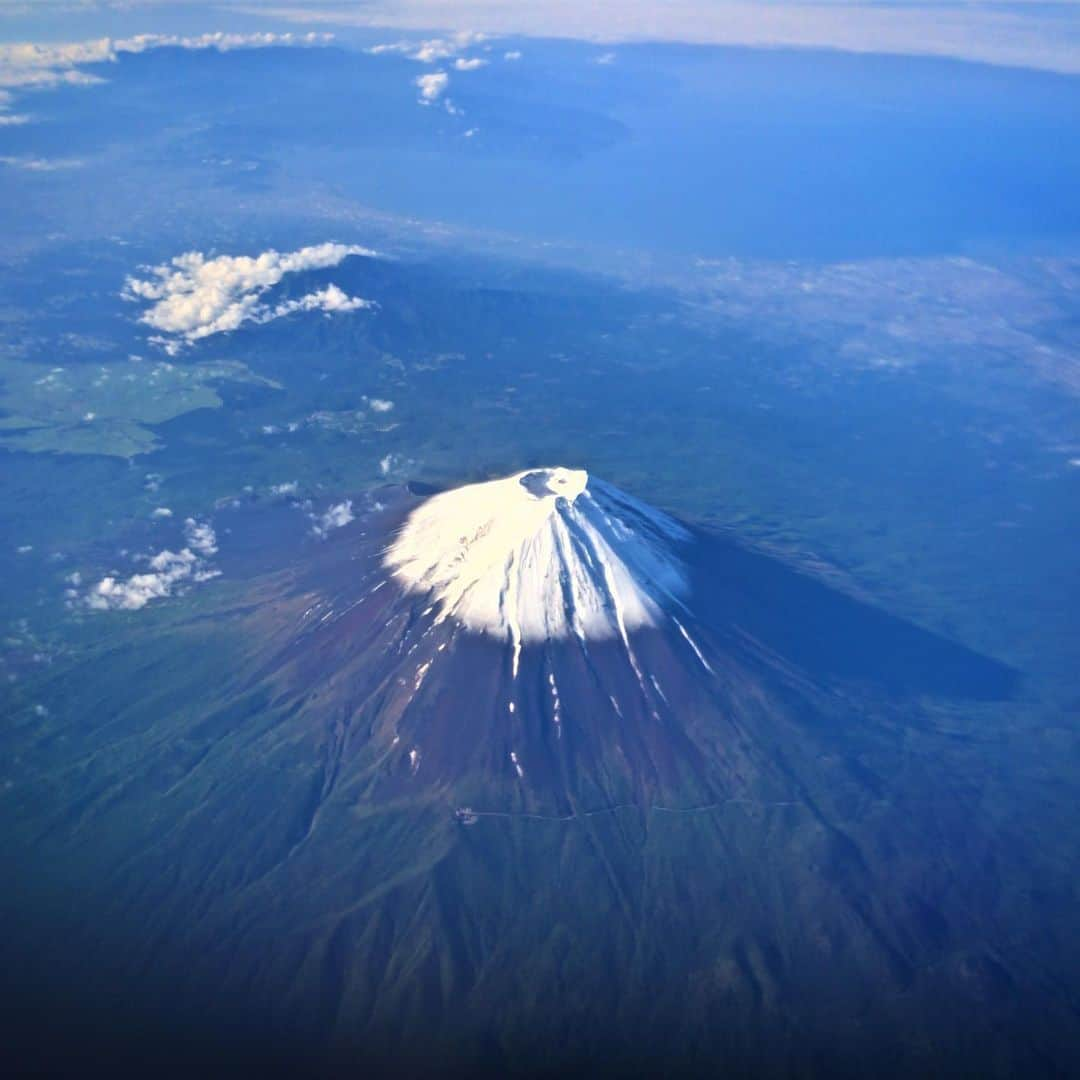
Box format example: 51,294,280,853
384,467,691,643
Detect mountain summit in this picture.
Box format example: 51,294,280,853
236,469,1014,817
252,468,734,810
385,467,690,650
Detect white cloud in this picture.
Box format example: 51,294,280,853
84,518,218,612
0,32,332,90
183,517,218,556
0,113,29,125
269,283,374,318
151,507,173,518
243,2,1080,76
86,550,196,611
368,30,485,64
594,51,617,65
311,499,354,538
0,32,334,121
368,32,485,109
503,50,523,61
369,398,394,412
123,242,376,350
271,481,299,496
379,453,396,476
118,32,333,55
0,155,83,171
415,70,449,103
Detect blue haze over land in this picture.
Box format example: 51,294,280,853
0,5,1078,1075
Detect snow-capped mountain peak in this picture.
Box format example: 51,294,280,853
384,467,691,645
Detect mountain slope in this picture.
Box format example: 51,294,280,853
4,469,1066,1078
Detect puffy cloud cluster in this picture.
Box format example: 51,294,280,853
112,32,333,56
368,31,493,113
123,243,376,352
83,518,219,612
415,70,449,103
86,549,200,611
368,30,486,64
270,283,372,317
183,518,218,556
311,500,355,538
0,32,333,120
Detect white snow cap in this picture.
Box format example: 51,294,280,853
385,467,690,643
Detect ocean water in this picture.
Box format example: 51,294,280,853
338,42,1080,259
3,40,1079,262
